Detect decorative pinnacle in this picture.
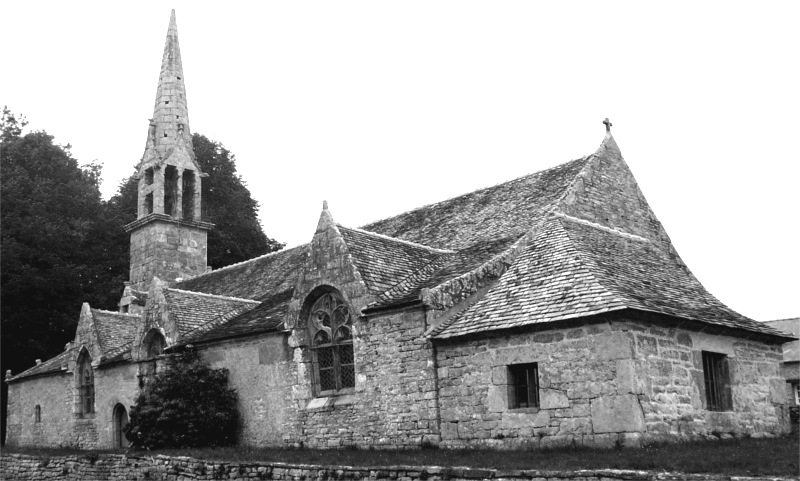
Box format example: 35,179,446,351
323,200,329,210
603,118,612,133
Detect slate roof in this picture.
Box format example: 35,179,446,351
92,309,139,356
163,288,260,335
431,215,791,340
338,226,452,295
8,349,73,381
361,157,587,250
173,245,308,301
183,289,294,343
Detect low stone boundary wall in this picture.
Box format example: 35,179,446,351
0,453,796,481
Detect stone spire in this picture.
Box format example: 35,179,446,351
146,9,194,161
124,10,212,292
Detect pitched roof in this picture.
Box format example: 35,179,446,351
183,289,294,343
361,157,588,250
154,133,787,345
431,215,791,340
163,288,260,335
8,349,72,382
92,309,139,357
173,245,307,300
338,226,452,295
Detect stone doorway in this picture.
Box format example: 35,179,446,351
113,404,130,448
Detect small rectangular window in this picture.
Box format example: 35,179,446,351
35,405,41,423
702,351,731,411
508,363,540,409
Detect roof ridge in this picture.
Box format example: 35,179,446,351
340,225,456,254
421,214,549,312
177,244,308,282
371,254,454,307
763,317,800,323
165,287,260,304
360,156,590,231
90,308,140,317
553,212,650,243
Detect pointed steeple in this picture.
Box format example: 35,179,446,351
124,10,212,291
147,9,194,161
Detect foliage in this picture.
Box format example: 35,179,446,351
1,107,125,442
124,349,239,449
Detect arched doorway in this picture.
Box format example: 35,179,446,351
113,403,129,448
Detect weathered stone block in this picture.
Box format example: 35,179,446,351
500,411,549,429
590,394,645,433
539,389,569,409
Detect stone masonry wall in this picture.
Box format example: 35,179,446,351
129,218,208,290
5,374,74,448
435,314,788,449
7,453,793,481
294,308,440,449
197,332,295,447
6,362,140,449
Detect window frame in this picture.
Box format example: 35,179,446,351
702,350,732,412
308,291,355,397
508,362,540,409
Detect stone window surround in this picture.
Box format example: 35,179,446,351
702,350,732,412
508,362,541,410
75,350,95,418
306,289,356,398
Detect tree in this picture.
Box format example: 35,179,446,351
124,349,239,449
107,133,282,270
1,108,117,442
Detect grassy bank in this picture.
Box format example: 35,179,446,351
5,434,798,477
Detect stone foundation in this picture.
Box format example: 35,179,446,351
1,453,794,481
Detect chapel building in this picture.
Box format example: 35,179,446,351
4,11,794,450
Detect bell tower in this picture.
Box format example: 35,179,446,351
124,10,213,290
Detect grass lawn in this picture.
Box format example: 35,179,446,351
5,434,799,477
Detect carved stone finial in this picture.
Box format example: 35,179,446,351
323,200,329,210
603,118,612,133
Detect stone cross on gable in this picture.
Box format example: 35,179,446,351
603,118,612,132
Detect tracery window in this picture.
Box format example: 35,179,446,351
309,292,355,395
78,355,95,416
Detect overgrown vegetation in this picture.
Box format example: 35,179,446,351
6,434,798,476
124,349,239,449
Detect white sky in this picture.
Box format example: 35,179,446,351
2,2,798,323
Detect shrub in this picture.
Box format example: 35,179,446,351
124,349,239,449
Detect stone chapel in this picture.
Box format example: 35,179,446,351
4,11,794,450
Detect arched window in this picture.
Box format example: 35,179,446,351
309,291,355,395
77,353,95,416
34,405,41,423
113,404,130,448
140,330,166,387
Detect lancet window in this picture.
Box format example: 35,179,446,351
309,291,355,395
77,352,95,416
